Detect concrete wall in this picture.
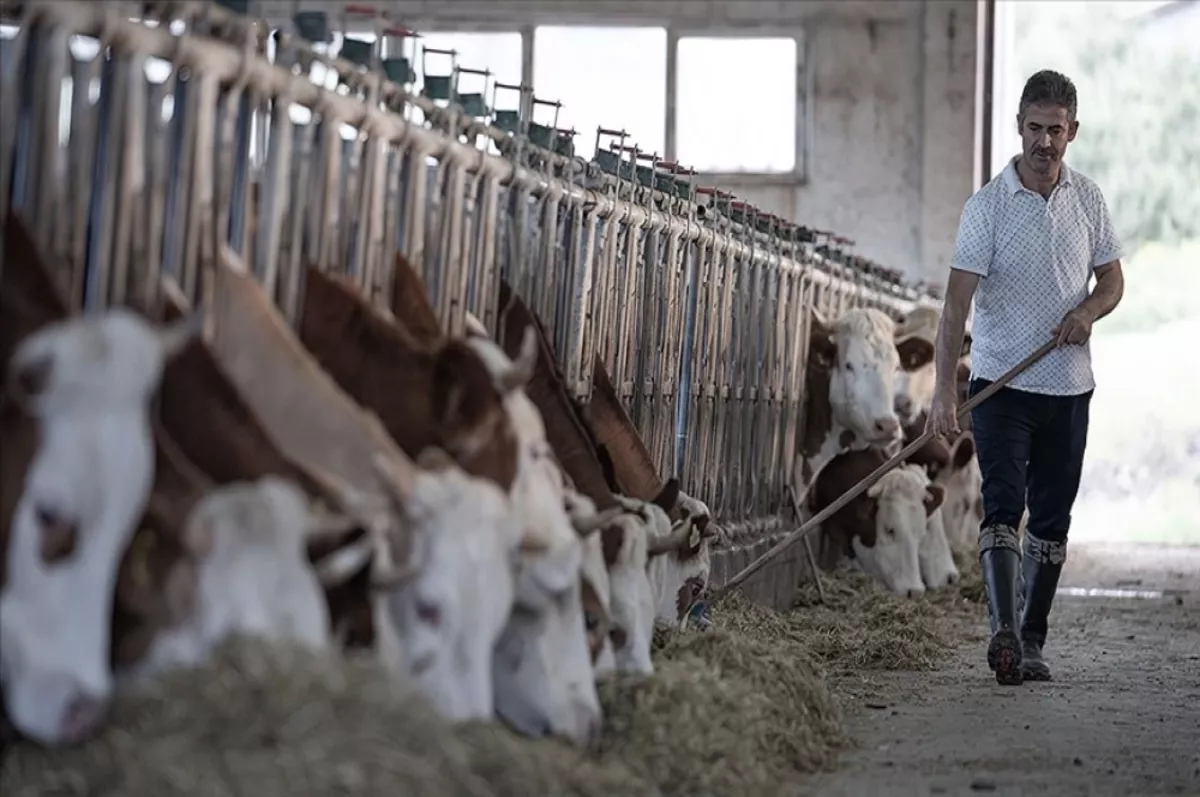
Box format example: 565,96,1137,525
264,0,979,287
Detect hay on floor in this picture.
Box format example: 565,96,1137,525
0,639,647,797
1,560,985,797
1,605,850,797
779,569,965,671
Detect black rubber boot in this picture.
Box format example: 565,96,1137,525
1020,531,1066,682
979,525,1024,686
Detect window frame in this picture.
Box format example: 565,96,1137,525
667,26,810,184
309,21,812,183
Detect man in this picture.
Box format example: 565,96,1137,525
926,70,1125,686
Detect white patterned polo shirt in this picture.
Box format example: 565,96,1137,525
951,156,1124,396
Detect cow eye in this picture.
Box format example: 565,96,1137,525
584,611,599,632
845,361,855,372
37,506,78,565
885,528,896,537
415,599,442,627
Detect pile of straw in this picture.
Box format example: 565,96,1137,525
1,600,849,797
785,568,974,672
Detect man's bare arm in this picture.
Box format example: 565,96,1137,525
934,269,980,397
1079,261,1124,323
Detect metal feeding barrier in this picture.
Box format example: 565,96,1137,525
0,1,935,559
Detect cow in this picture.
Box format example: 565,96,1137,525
564,487,622,676
933,433,984,552
586,355,673,506
452,327,604,747
298,266,521,491
809,449,946,598
0,308,201,747
368,448,526,722
112,465,374,684
299,259,607,745
914,470,961,589
794,307,935,510
892,305,973,429
496,280,620,512
595,489,693,675
481,291,720,669
651,491,720,624
189,248,539,727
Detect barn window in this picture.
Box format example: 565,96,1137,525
533,26,667,159
675,36,798,174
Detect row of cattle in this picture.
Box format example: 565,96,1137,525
0,208,979,758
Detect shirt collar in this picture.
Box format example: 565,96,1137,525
1003,155,1073,195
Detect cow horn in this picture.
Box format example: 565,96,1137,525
646,525,693,557
303,508,356,540
499,325,537,393
369,561,420,591
367,528,420,591
312,537,374,588
570,506,625,536
464,312,489,339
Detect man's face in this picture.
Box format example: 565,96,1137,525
1016,103,1078,175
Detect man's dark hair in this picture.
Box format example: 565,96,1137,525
1018,70,1078,121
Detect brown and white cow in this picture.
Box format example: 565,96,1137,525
315,258,609,746
111,451,372,685
189,248,537,728
794,307,935,509
0,307,200,747
488,290,717,672
810,449,946,598
892,305,973,429
586,354,721,621
933,433,984,553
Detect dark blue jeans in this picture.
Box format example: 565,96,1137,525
969,378,1093,544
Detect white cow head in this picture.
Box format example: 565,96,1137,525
114,476,371,680
808,307,910,447
892,307,973,425
919,506,961,590
460,321,603,748
601,491,700,673
564,488,622,678
6,308,202,416
653,491,719,624
370,449,519,723
0,310,200,748
854,466,945,599
494,527,601,748
933,433,982,552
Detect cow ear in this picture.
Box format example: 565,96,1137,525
895,334,935,372
808,315,837,368
651,477,680,512
955,359,971,385
432,341,498,430
949,433,976,470
923,484,946,517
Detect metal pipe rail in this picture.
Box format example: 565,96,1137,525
2,2,933,529
135,0,923,305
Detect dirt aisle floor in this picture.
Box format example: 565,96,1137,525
803,543,1200,797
